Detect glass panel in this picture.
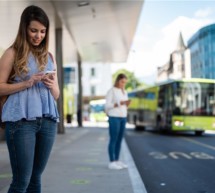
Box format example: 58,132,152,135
173,82,215,116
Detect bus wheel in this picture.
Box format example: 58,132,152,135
195,131,204,136
135,125,145,131
156,120,162,131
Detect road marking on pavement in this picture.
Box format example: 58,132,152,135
84,159,98,163
181,137,215,151
76,167,92,171
0,173,12,179
149,152,215,160
70,179,90,185
169,152,192,159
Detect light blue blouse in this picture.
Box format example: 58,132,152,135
2,53,59,122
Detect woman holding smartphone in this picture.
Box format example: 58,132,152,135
0,5,59,193
105,73,131,170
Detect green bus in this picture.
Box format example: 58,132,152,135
89,99,107,122
127,78,215,135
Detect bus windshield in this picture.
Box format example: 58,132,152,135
173,82,215,116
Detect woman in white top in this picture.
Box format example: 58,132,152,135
105,73,131,170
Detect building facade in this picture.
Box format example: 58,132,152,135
81,63,112,121
187,23,215,79
62,62,112,121
82,63,112,99
157,32,191,82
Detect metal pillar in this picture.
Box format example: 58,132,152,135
56,28,65,133
77,52,83,127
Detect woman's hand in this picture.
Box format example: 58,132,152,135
41,73,56,89
26,73,44,87
120,100,131,106
41,72,60,100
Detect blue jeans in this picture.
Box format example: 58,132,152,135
108,116,127,162
5,117,57,193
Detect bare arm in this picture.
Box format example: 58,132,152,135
0,48,35,96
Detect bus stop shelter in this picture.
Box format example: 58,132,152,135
0,0,144,137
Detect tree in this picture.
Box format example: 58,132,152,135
112,69,146,91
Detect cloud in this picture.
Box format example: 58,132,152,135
115,7,215,83
131,24,159,52
126,15,214,78
194,7,213,18
125,24,161,78
153,16,214,67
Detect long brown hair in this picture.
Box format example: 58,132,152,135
114,73,127,87
11,5,50,77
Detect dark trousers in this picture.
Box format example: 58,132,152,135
108,116,126,162
5,117,57,193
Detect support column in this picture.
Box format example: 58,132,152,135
77,52,83,127
56,28,64,133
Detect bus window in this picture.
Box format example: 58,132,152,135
173,82,215,116
128,92,136,98
136,91,144,98
158,87,164,108
173,82,182,115
145,92,155,99
159,85,173,111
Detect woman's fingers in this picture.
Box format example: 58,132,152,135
42,77,56,88
26,74,44,87
27,73,56,88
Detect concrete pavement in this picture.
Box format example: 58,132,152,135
0,124,147,193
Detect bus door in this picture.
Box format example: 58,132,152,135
157,84,173,130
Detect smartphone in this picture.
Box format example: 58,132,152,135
45,70,56,75
125,99,131,105
45,70,56,80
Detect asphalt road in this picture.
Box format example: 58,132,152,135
125,130,215,193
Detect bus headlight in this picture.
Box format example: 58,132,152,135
174,120,184,127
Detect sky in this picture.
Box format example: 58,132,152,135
111,0,215,85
